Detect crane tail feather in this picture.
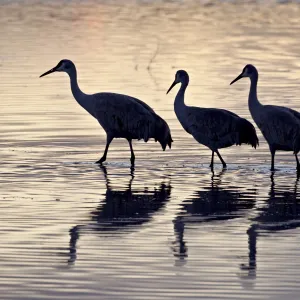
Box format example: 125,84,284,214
237,118,259,149
153,116,173,151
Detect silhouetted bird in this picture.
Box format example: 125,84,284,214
231,64,300,171
172,170,256,259
68,165,171,264
167,70,258,169
40,59,172,165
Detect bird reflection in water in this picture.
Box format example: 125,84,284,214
68,165,171,264
172,170,256,262
240,173,300,282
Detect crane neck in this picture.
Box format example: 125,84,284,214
174,80,189,108
248,72,262,113
67,66,97,118
68,67,86,103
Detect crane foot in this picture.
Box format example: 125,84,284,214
95,157,106,164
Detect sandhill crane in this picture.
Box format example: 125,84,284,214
40,59,172,165
230,64,300,171
167,70,258,169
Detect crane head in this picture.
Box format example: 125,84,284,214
40,59,75,78
230,64,257,85
166,70,189,94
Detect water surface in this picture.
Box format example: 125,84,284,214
1,0,300,299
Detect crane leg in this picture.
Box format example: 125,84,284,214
96,135,113,164
216,150,227,168
270,150,275,171
209,151,214,169
295,154,300,172
127,139,135,165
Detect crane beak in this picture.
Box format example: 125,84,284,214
40,66,57,78
230,73,244,85
166,81,178,94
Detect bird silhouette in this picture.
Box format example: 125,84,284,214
172,170,256,260
68,165,171,264
40,59,172,165
167,70,258,169
231,64,300,171
240,173,300,280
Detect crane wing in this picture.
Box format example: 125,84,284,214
185,107,237,140
92,93,155,141
259,105,300,146
282,106,300,121
264,105,300,120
